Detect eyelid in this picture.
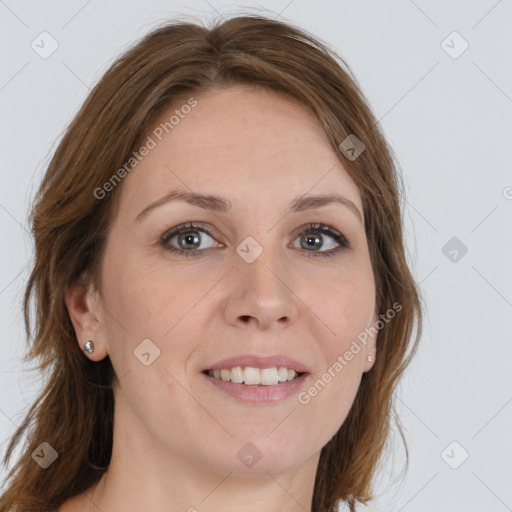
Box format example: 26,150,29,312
293,223,351,248
157,221,352,257
158,221,222,245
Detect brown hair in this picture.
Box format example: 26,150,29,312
0,13,422,512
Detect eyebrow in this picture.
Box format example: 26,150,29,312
135,189,363,224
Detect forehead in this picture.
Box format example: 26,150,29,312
116,85,362,218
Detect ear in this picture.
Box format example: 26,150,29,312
363,309,378,373
64,274,109,361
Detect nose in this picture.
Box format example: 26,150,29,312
223,247,301,331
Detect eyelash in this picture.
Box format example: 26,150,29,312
158,222,351,259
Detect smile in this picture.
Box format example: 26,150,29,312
204,366,303,386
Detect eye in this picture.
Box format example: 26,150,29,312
158,222,351,258
159,222,220,257
291,223,351,258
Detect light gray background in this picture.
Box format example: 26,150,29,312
1,1,511,511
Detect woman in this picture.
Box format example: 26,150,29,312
0,13,422,512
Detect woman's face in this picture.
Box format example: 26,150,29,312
77,85,378,476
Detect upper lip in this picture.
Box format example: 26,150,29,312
204,354,310,374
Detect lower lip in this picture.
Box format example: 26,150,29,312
201,372,309,404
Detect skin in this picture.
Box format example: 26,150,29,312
62,84,378,512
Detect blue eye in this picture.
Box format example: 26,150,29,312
159,222,351,258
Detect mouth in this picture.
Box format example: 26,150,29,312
200,355,310,403
201,364,309,404
202,366,306,386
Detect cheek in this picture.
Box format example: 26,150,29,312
101,244,206,338
296,307,368,440
300,365,362,446
305,265,375,349
296,268,374,417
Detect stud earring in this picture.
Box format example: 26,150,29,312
367,355,375,363
83,340,95,354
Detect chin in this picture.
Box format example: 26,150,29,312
205,435,314,475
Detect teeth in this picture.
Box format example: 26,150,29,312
277,367,288,382
244,367,260,385
207,366,300,386
261,368,278,385
230,366,244,384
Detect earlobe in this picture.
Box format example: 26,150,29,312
83,339,95,354
64,277,109,361
364,350,377,373
363,310,378,372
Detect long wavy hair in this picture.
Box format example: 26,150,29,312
0,13,423,512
